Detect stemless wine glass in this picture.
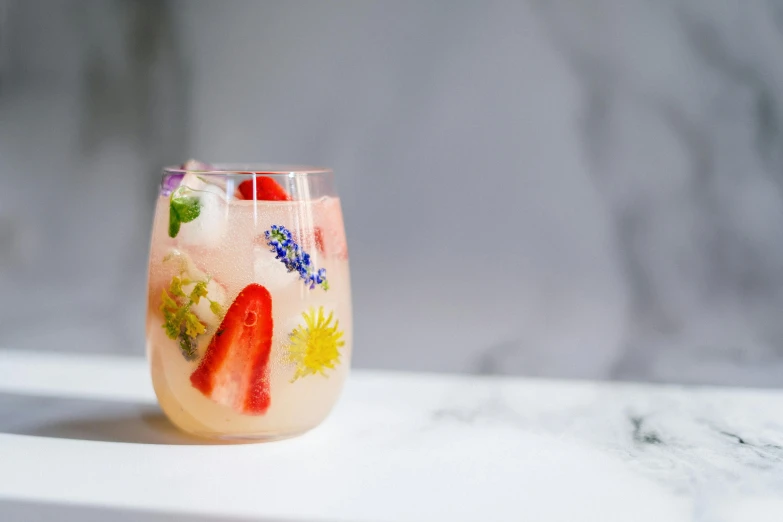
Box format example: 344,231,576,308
145,162,351,440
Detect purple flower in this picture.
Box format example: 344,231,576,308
265,225,329,291
161,159,214,196
161,173,184,196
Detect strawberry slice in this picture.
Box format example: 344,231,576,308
190,283,274,415
238,176,291,201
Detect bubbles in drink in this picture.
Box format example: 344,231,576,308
176,174,230,249
146,170,352,440
253,244,297,290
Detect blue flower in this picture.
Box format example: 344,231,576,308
265,225,329,291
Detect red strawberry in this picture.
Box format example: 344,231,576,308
238,176,291,201
314,227,325,254
190,283,274,415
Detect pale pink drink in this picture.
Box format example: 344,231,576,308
146,163,352,440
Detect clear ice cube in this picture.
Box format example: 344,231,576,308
253,244,298,290
182,278,226,330
176,174,230,248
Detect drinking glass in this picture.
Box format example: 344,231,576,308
146,163,351,440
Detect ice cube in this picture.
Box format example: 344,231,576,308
253,244,298,290
161,248,228,330
181,159,213,171
176,174,230,248
178,172,230,196
182,278,227,330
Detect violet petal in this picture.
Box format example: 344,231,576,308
161,173,184,196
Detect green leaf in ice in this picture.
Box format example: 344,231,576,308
168,188,201,238
159,269,224,361
189,280,208,304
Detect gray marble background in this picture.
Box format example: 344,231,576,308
2,0,783,387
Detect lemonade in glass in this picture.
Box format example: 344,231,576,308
146,161,351,440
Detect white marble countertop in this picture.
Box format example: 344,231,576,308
1,350,782,522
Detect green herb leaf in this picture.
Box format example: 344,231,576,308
172,195,201,222
209,301,222,317
184,311,206,338
160,289,178,312
159,271,215,360
161,311,178,339
169,277,186,298
168,205,182,238
168,189,201,238
189,281,208,304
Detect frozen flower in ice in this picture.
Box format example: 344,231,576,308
286,307,344,381
264,225,329,291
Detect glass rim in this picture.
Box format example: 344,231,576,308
163,163,332,177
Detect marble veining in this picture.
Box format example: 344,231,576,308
431,375,783,509
531,0,783,385
2,350,783,521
